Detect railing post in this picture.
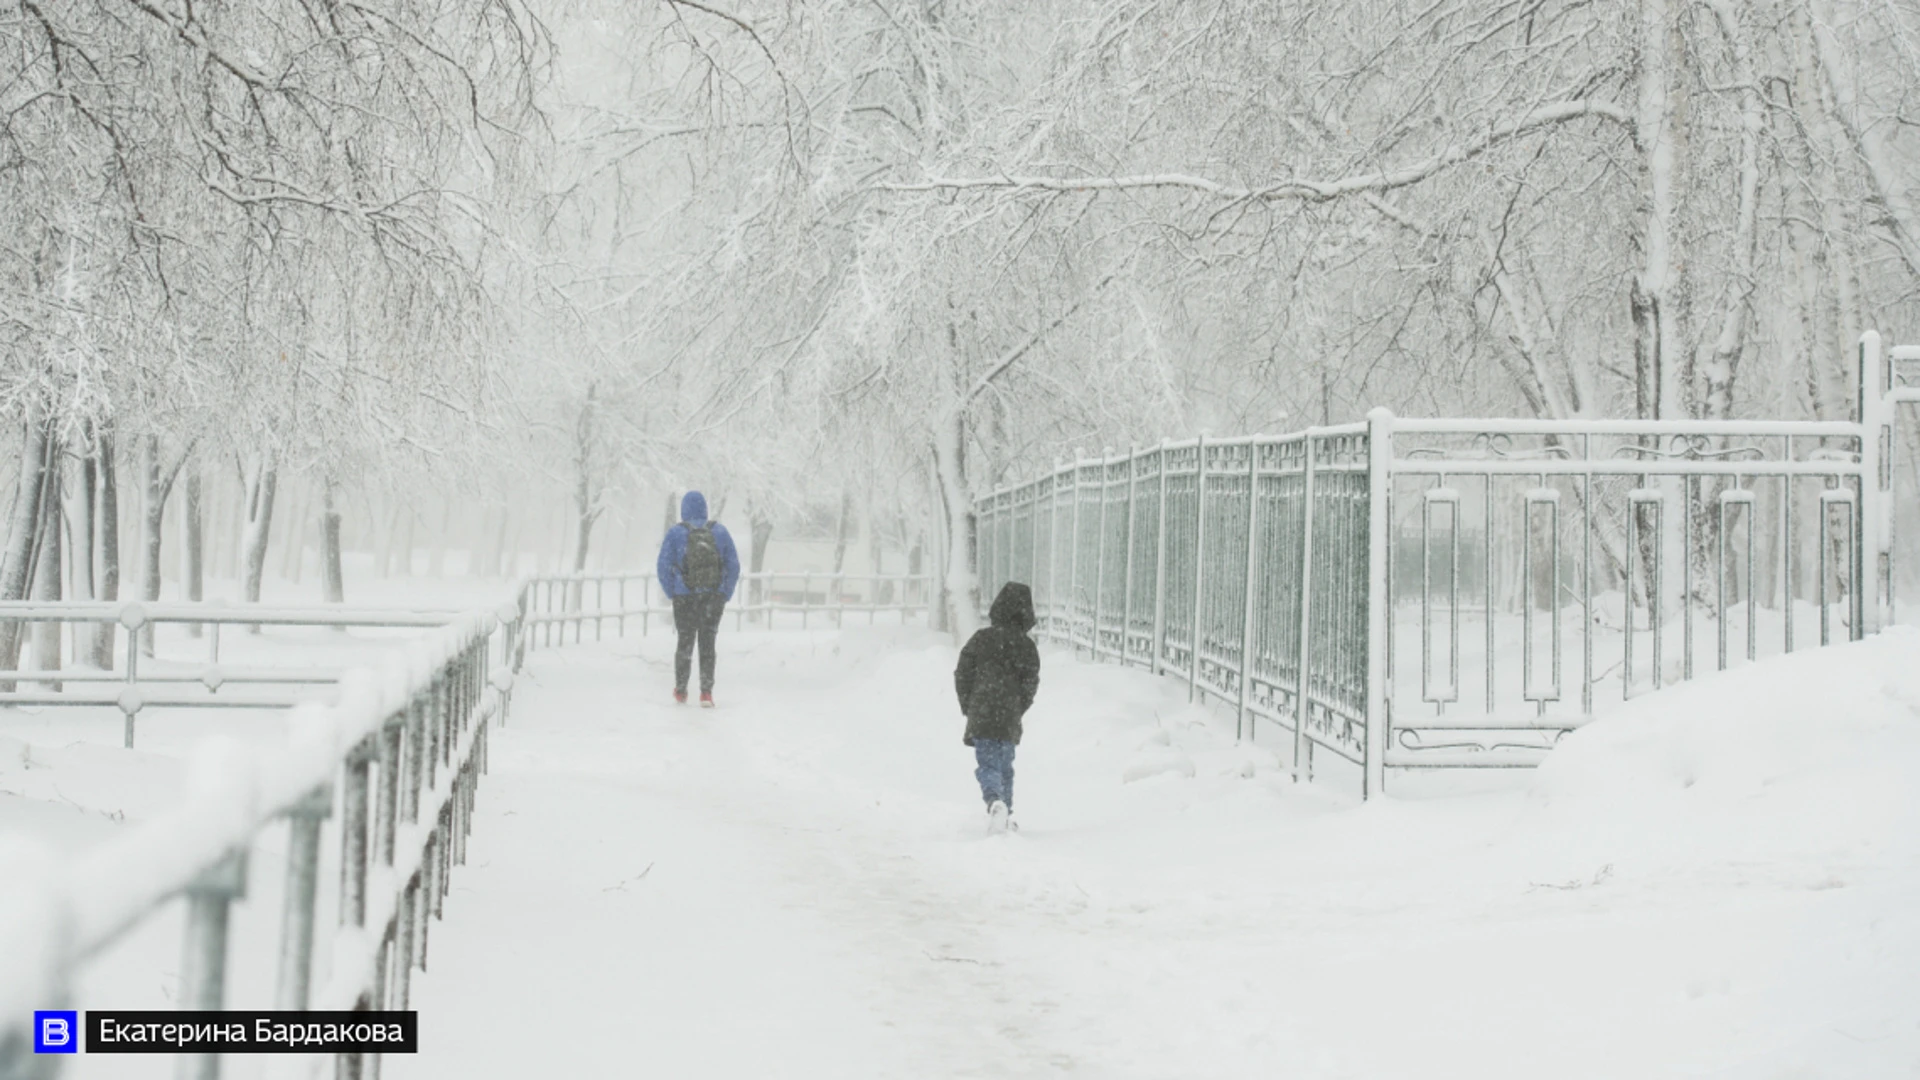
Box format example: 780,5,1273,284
1190,434,1208,702
378,715,401,868
1094,450,1111,655
1068,451,1083,650
121,605,144,748
1237,442,1261,741
1860,330,1891,635
1121,447,1138,665
177,849,247,1080
1027,482,1041,632
1152,440,1170,676
1294,436,1317,782
1363,409,1395,799
275,787,332,1010
341,741,372,930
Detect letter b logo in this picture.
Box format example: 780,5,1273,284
34,1011,77,1053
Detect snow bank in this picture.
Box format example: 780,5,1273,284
1526,625,1920,875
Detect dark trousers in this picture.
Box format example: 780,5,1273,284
672,593,726,693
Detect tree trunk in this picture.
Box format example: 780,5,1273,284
0,413,53,689
92,434,119,668
140,437,169,656
71,448,95,662
933,413,980,639
276,481,306,583
243,459,278,632
185,467,204,637
430,500,450,577
1631,0,1685,423
322,480,346,605
572,483,597,574
31,459,61,689
491,508,510,577
831,489,854,575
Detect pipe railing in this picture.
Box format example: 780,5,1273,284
0,602,471,748
0,598,522,1080
515,571,935,649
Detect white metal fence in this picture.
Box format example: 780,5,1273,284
0,564,934,1080
978,332,1915,798
0,600,521,1080
516,571,935,650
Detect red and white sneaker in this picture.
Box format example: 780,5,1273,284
673,689,688,705
699,691,715,708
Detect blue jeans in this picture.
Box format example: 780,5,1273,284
974,740,1016,809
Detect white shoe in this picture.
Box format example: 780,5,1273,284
987,800,1008,835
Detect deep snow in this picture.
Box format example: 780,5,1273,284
368,624,1920,1079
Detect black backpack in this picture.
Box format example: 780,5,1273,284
680,522,723,591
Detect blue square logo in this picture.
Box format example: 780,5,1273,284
33,1011,77,1053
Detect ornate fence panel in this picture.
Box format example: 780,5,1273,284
1382,417,1866,770
975,334,1917,798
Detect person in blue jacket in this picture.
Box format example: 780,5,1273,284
655,491,741,706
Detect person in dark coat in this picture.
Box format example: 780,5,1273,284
655,491,741,706
953,582,1041,829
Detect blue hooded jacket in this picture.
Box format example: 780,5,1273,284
656,491,741,600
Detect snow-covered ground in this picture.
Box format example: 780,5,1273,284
5,572,1920,1077
376,624,1920,1078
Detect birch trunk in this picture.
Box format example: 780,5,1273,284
933,412,980,640
243,460,278,632
184,468,203,637
92,436,118,668
139,437,171,656
30,454,61,689
1631,0,1685,422
71,450,95,662
0,413,52,689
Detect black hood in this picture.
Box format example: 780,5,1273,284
987,582,1036,631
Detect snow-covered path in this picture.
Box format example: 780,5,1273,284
387,627,1920,1079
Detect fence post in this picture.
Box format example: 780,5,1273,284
1190,434,1208,702
1293,436,1317,782
1860,330,1891,635
1363,409,1395,799
1237,443,1261,741
1068,451,1083,650
1122,447,1138,664
1152,440,1170,676
178,849,247,1080
274,788,331,1010
1093,450,1110,657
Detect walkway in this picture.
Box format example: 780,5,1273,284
385,626,1920,1079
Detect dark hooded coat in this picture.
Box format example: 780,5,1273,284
954,583,1041,746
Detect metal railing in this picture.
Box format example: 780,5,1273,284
0,599,522,1080
515,571,935,649
978,334,1909,798
0,602,464,748
979,424,1391,796
0,561,936,1078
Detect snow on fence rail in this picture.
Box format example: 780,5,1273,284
977,333,1917,798
515,571,936,649
0,603,466,749
0,599,523,1080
